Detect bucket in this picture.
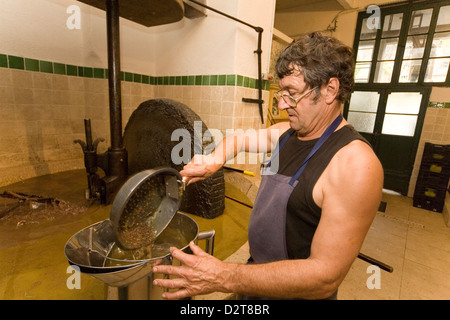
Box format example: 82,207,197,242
64,211,215,299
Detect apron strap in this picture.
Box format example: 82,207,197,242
265,129,295,168
289,114,343,186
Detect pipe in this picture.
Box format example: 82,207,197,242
256,28,264,123
188,0,260,32
223,166,255,176
357,253,393,273
106,0,123,150
187,0,265,124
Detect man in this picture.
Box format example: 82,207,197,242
153,32,383,300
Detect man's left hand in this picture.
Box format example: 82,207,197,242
152,241,234,299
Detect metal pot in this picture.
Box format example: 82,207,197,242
110,167,184,250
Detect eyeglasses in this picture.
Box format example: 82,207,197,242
274,87,318,108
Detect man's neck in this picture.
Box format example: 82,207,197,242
297,108,345,141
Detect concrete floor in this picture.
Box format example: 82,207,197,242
339,192,450,300
0,169,252,300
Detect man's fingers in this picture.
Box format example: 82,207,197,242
153,277,186,289
169,246,200,267
152,264,184,278
153,245,200,275
152,278,196,300
161,289,194,300
189,241,209,257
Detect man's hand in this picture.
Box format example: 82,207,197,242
180,154,222,186
152,241,235,299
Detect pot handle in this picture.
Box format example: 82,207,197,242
197,230,215,256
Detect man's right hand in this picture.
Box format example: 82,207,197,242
180,154,222,186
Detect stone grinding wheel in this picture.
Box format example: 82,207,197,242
123,99,225,219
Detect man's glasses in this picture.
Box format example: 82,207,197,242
274,87,318,108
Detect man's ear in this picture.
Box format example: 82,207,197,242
323,77,340,104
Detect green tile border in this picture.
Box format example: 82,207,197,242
0,54,7,68
25,58,39,72
0,53,270,90
428,101,450,109
8,55,24,70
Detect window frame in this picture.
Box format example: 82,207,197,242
353,0,450,88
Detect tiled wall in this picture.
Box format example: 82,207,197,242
0,53,269,187
408,103,450,197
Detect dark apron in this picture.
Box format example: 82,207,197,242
247,115,343,298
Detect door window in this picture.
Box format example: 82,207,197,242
355,20,376,83
354,2,450,85
381,92,422,136
425,5,450,82
375,14,402,83
347,91,380,133
400,9,433,83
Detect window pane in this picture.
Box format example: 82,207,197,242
436,5,450,32
409,9,433,35
374,61,395,83
349,91,380,112
385,92,422,114
360,18,378,39
399,60,422,83
430,31,450,57
357,40,376,61
403,35,427,59
355,62,371,83
347,111,376,133
424,58,450,82
378,38,399,60
383,13,403,37
382,114,418,136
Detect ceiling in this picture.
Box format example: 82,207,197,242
274,0,347,38
275,0,345,12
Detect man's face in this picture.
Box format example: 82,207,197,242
278,73,322,137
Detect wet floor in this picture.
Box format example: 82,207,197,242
0,170,252,300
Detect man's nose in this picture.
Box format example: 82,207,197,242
278,97,290,111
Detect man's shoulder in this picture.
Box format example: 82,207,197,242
325,138,383,187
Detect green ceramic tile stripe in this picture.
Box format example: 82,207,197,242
428,101,450,109
0,53,270,90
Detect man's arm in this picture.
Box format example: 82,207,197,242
181,122,289,185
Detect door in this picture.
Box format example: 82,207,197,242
348,1,450,195
345,88,430,195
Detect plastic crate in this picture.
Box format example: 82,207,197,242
422,142,450,165
416,171,450,189
413,183,446,213
413,195,445,213
424,142,450,156
419,160,450,176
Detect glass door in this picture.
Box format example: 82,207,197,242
345,89,430,194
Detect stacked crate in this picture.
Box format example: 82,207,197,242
413,143,450,213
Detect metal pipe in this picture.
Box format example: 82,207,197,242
256,29,264,123
187,0,265,123
197,230,215,256
188,0,260,32
357,253,393,273
106,0,123,150
84,119,93,151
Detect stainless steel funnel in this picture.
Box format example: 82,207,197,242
64,212,214,289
